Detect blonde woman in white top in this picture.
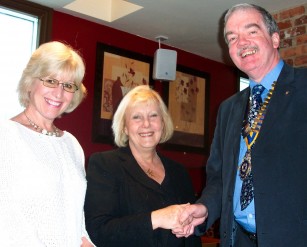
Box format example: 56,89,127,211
0,41,93,246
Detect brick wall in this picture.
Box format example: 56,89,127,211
272,4,307,67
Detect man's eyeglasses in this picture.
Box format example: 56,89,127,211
39,78,79,93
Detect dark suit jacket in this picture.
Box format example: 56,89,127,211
197,63,307,247
84,147,201,247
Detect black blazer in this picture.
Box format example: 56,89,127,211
197,63,307,247
84,147,201,247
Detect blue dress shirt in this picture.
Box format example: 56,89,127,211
233,60,284,233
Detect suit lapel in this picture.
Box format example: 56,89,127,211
232,89,250,163
255,64,296,144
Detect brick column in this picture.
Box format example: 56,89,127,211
272,4,307,67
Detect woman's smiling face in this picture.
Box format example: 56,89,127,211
124,101,164,151
28,74,75,121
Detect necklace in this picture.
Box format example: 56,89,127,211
24,111,60,137
138,153,161,178
145,168,155,178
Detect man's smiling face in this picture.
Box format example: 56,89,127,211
225,8,280,82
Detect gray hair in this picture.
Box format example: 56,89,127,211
224,3,279,44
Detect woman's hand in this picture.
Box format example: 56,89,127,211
81,237,94,247
151,204,190,230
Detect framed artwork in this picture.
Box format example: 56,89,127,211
162,65,210,153
92,43,153,143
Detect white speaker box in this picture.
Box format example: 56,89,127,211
153,49,177,81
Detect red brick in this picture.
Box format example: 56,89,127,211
279,30,286,39
279,6,305,20
294,15,307,25
296,34,307,45
278,20,292,30
284,26,306,38
294,55,307,66
275,5,307,68
280,38,292,48
289,44,307,57
299,44,307,54
280,47,295,58
284,58,294,66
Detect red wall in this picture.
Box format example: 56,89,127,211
51,11,237,194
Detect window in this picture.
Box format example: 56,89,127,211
237,71,249,91
0,8,38,119
0,0,52,120
239,77,249,91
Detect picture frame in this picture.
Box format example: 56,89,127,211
162,65,210,153
92,43,153,143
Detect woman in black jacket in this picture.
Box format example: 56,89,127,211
84,85,201,247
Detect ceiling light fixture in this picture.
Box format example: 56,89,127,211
64,0,143,22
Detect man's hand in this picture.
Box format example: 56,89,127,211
172,203,208,238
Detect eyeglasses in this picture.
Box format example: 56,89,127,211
39,78,79,93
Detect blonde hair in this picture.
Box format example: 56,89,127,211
112,85,174,147
17,41,87,113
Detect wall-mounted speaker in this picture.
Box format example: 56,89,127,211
152,48,177,81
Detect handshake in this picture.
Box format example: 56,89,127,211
151,203,208,237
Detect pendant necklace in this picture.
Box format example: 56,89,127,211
145,168,155,178
24,110,60,137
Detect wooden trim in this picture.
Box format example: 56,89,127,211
0,0,53,45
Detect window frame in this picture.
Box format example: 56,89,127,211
0,0,53,45
237,70,249,91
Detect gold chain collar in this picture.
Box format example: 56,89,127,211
243,81,277,135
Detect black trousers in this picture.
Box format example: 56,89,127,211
233,224,258,247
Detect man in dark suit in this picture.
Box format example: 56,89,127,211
173,3,307,247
